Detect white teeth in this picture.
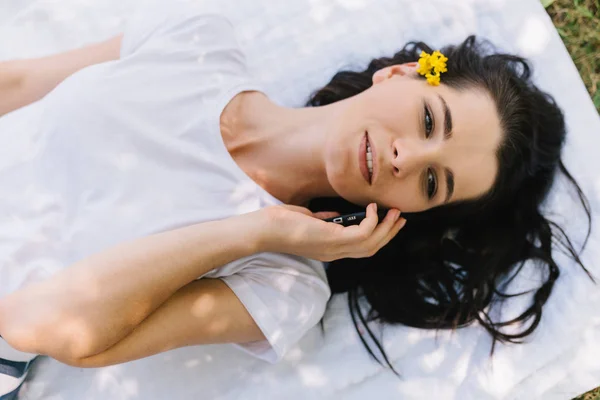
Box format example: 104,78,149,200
366,145,373,177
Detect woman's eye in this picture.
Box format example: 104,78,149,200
427,168,437,199
424,106,433,138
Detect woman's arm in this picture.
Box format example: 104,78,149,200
0,61,27,117
56,279,264,368
0,34,122,117
0,203,402,366
0,212,263,362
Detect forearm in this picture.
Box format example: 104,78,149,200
0,61,27,117
0,34,123,117
0,213,263,359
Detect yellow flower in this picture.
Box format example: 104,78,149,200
431,51,448,73
426,72,440,86
417,50,448,86
432,51,448,63
416,51,432,75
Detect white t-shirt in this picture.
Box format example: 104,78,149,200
0,0,330,363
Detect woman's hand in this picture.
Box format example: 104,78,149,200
255,203,406,262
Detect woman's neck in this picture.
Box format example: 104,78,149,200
219,90,348,206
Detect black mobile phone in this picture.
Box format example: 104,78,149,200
323,209,391,227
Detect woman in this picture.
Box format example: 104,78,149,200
0,0,591,382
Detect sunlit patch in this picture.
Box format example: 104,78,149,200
96,367,123,390
213,73,224,84
273,273,296,292
420,347,446,372
190,293,217,317
207,317,229,335
308,0,333,23
284,348,304,362
121,378,139,396
478,353,517,396
297,365,328,387
517,16,550,56
297,307,311,321
185,359,200,368
231,182,261,213
450,351,471,382
407,330,423,344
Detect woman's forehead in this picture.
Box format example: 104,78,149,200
438,85,503,202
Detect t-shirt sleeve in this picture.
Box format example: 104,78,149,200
219,253,332,363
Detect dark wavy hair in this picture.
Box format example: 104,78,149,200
306,35,595,375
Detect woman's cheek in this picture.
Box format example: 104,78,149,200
381,185,423,213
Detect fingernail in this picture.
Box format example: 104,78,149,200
394,211,401,221
373,203,377,212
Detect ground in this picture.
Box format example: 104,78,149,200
545,1,600,398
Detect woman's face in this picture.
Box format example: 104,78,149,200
325,63,503,212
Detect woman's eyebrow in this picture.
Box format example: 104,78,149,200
437,94,453,140
444,168,454,203
437,94,454,203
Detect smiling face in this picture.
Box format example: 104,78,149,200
323,63,503,212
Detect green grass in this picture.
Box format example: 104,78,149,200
576,387,600,400
542,1,599,399
545,0,600,112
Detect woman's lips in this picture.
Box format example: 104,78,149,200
359,132,370,184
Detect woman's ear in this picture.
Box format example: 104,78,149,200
372,62,419,84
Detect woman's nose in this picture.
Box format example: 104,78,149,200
391,138,432,177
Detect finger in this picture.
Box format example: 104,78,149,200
331,209,397,259
335,209,404,259
362,209,402,254
340,203,380,244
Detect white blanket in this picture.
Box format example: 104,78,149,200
1,0,600,399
